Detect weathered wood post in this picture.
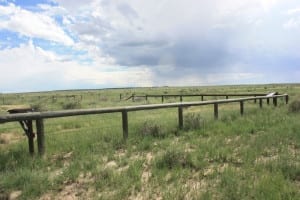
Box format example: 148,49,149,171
161,95,164,103
267,98,270,105
201,95,204,101
180,96,183,102
285,95,289,104
226,95,228,99
214,103,218,119
259,98,263,108
36,118,45,155
178,106,183,129
240,101,244,115
27,120,34,155
273,97,277,107
122,111,128,139
145,95,148,101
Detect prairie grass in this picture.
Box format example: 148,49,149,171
0,84,299,199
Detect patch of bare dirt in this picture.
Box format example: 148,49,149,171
9,190,22,200
40,172,94,200
128,152,162,200
0,132,22,146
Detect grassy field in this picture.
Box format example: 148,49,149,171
0,84,299,199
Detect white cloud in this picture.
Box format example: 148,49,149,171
0,3,73,45
283,17,300,29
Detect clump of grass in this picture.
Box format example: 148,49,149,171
288,100,300,113
156,149,196,169
139,121,164,138
30,103,47,111
184,113,204,130
61,101,81,110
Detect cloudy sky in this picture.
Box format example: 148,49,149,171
0,0,299,92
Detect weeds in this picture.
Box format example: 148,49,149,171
139,121,165,138
289,100,300,113
184,113,205,130
61,101,81,110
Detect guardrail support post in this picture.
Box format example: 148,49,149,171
285,95,289,104
27,120,34,155
259,99,263,108
122,111,128,139
214,103,218,119
273,97,277,107
178,107,183,129
36,119,45,155
201,95,204,101
180,96,183,102
240,101,244,115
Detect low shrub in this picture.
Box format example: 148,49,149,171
184,113,204,130
288,100,300,113
156,149,196,169
62,101,81,110
139,121,164,138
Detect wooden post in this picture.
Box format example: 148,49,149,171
259,99,263,108
120,94,122,100
254,96,257,104
27,120,34,155
132,94,135,102
36,119,45,155
285,95,289,104
180,96,183,102
178,107,183,129
145,95,148,101
226,95,228,99
201,95,204,101
273,97,277,107
122,111,128,139
214,103,218,119
240,101,244,115
161,96,164,103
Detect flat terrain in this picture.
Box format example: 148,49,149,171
0,84,299,199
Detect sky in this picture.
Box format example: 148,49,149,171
0,0,299,93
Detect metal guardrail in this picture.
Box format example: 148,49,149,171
0,94,288,155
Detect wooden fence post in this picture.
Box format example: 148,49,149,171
122,111,128,139
285,95,289,104
226,95,228,99
120,94,122,100
201,95,204,101
145,95,148,101
254,96,257,104
214,103,218,119
36,119,45,155
161,96,164,103
132,94,135,102
27,120,34,155
178,107,183,129
259,99,263,108
240,101,244,115
180,96,183,102
267,98,270,105
273,97,277,107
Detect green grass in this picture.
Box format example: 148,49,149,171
0,84,300,199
